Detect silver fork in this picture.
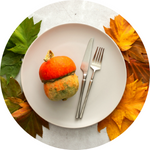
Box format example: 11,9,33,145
79,47,105,119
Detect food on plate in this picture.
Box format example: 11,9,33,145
39,50,79,101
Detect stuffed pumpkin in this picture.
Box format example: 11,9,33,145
39,50,79,101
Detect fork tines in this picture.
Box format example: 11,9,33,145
93,47,105,63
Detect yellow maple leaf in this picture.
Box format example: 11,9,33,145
98,75,148,140
104,15,139,51
104,15,146,63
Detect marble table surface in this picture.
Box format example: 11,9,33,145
14,0,119,149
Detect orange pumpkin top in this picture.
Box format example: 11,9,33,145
39,56,76,82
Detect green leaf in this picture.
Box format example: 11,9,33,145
0,52,22,83
0,17,42,83
4,40,16,52
0,76,22,99
0,62,22,84
1,51,23,67
7,17,42,54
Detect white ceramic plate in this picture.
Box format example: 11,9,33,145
21,23,127,128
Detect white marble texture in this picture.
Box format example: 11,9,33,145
37,124,109,149
18,0,118,149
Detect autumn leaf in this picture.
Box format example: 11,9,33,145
104,15,139,51
12,102,32,119
5,98,22,113
17,110,49,138
98,75,148,140
122,38,147,63
98,116,121,140
0,76,49,138
0,76,22,99
126,55,150,83
125,38,146,61
12,101,49,138
104,15,146,63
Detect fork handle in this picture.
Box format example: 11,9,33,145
79,71,95,119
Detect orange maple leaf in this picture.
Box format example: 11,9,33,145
98,75,148,141
11,101,50,138
104,15,146,63
12,102,32,119
0,76,49,138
